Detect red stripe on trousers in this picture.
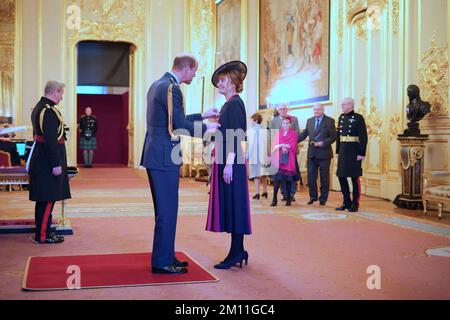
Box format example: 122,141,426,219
40,202,53,242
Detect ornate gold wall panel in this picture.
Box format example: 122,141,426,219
0,0,15,119
419,35,449,117
66,0,145,46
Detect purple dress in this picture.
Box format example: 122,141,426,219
206,95,252,235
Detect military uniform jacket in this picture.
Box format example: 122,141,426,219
140,72,206,171
336,110,368,177
29,97,71,202
79,115,98,137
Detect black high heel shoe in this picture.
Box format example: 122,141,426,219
252,193,260,200
261,192,268,199
214,251,249,269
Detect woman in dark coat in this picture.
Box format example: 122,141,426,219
206,61,251,269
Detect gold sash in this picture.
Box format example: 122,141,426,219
167,84,185,140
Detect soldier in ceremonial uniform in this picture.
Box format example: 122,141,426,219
335,97,368,212
140,53,219,274
78,107,98,168
29,81,71,244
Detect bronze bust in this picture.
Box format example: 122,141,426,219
401,85,430,137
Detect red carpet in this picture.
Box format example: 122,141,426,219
23,251,218,291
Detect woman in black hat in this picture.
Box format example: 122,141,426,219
206,61,252,269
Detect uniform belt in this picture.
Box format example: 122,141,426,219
340,136,360,143
33,135,65,144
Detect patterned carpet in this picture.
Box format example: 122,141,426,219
1,168,450,299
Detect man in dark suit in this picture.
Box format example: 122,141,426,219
298,104,336,205
141,53,219,274
335,97,368,212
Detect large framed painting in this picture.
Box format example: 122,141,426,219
259,0,330,109
215,0,241,68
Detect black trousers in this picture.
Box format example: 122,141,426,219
35,201,55,242
338,177,361,208
307,158,331,202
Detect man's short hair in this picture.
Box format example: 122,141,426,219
342,97,355,107
277,103,288,110
172,53,198,70
44,81,65,95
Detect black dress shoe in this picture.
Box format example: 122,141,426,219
36,233,64,244
173,257,188,267
349,205,359,212
335,205,348,211
291,196,296,202
319,201,326,206
152,264,188,274
270,199,278,207
281,195,287,201
49,232,64,241
307,199,317,205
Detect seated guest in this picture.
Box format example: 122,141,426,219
0,128,21,166
270,116,298,207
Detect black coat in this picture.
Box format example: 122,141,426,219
0,139,21,166
29,97,71,202
335,111,368,177
297,115,336,160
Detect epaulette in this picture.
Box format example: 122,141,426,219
39,104,65,140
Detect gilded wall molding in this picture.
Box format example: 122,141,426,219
67,0,145,47
0,0,15,118
389,114,401,139
346,0,367,23
338,0,343,53
0,0,15,24
391,0,399,35
419,35,449,117
360,96,383,139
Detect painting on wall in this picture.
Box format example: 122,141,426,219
259,0,330,109
215,0,241,68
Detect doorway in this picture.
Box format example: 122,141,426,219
75,41,133,167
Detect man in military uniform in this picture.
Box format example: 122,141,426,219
29,81,71,244
141,53,219,274
78,107,98,168
335,97,368,212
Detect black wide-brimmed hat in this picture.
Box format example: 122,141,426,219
211,60,247,87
